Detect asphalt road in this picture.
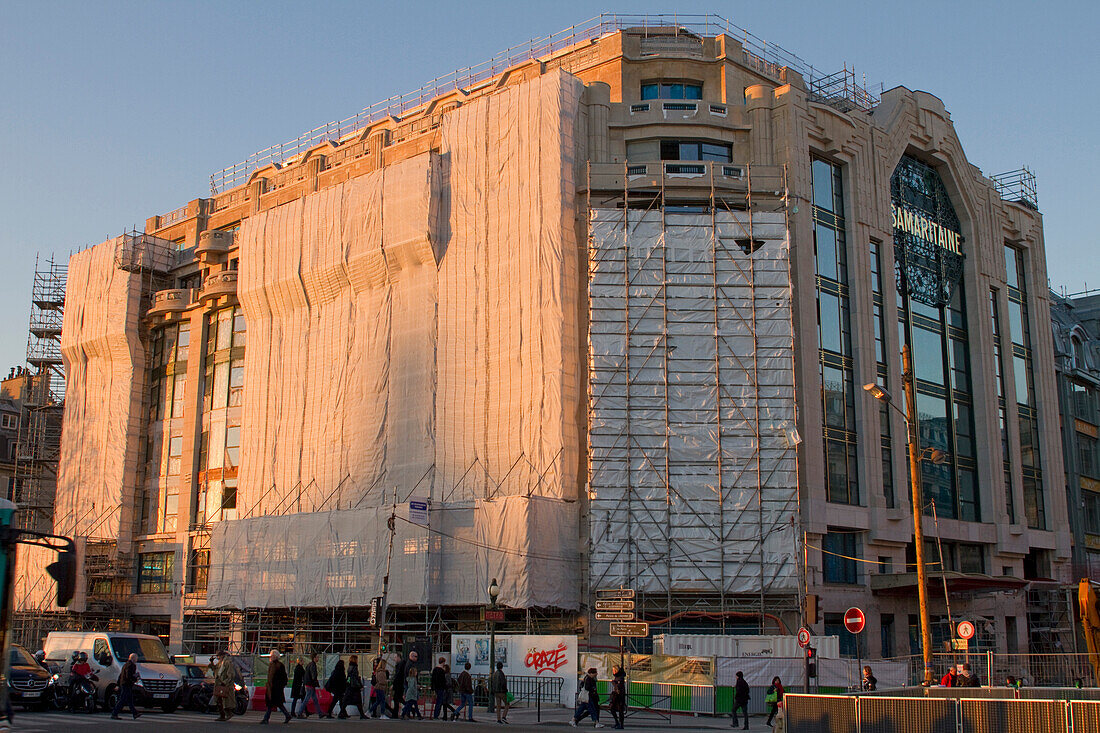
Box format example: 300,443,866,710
9,707,740,732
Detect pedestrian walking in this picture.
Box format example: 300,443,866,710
609,665,627,729
324,659,347,718
261,649,292,724
491,661,511,725
300,653,321,718
443,664,457,719
369,659,392,718
861,666,877,692
431,657,449,719
453,662,476,722
401,666,423,719
764,676,783,727
110,653,142,720
214,650,244,722
732,671,750,729
570,667,603,728
290,658,305,718
339,655,368,719
392,652,411,715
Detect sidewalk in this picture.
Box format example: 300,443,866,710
501,706,770,730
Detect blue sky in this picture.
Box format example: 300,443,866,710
1,1,1095,371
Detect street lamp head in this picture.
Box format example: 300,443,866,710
488,578,499,601
925,448,949,465
863,383,892,403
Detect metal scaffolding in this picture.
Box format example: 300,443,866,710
12,256,66,535
583,162,801,636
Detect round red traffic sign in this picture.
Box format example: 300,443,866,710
844,607,866,634
797,627,811,648
957,620,975,640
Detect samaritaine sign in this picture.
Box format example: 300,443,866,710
891,155,965,307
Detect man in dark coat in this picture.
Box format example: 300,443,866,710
110,653,142,720
431,657,448,719
261,650,292,724
732,670,750,729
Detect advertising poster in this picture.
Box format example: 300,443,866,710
451,634,578,706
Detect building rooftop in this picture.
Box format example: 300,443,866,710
208,13,881,194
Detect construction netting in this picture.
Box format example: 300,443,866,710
208,69,585,610
206,496,578,609
54,238,147,545
586,208,800,596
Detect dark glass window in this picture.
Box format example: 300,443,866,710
913,326,945,385
1023,474,1046,529
814,224,839,281
823,531,860,585
659,140,731,162
818,291,844,354
1004,245,1021,288
137,551,174,594
812,159,841,213
641,82,702,100
825,613,860,657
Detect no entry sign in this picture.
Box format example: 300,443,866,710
844,607,866,634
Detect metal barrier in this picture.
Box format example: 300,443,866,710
787,692,1100,733
903,652,1098,687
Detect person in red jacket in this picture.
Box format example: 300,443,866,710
940,668,958,687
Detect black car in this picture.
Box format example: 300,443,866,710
7,644,55,709
175,663,211,710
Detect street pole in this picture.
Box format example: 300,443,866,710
377,487,398,657
902,344,935,686
487,578,499,713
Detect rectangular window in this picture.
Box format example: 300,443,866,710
137,551,174,594
187,549,209,593
880,614,895,658
1023,474,1046,530
823,530,860,584
825,613,860,657
641,82,703,100
1079,434,1099,479
659,139,731,162
1084,490,1100,535
167,435,183,476
225,425,241,470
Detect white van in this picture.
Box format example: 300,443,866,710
43,631,184,712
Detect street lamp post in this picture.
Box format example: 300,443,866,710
864,344,940,686
487,578,499,712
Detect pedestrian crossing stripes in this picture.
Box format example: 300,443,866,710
13,710,216,730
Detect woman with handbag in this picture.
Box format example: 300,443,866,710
214,651,244,722
339,655,368,719
324,659,347,719
765,676,784,727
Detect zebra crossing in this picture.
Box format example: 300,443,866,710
13,710,217,731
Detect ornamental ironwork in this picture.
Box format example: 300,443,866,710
891,156,964,307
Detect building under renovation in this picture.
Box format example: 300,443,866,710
14,14,1071,659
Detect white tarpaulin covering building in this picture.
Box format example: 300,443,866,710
587,208,800,598
205,70,585,611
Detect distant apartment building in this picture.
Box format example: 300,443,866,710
1051,292,1100,581
14,15,1071,660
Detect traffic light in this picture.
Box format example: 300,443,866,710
46,547,77,607
806,646,817,679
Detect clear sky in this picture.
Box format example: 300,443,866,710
1,1,1096,371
